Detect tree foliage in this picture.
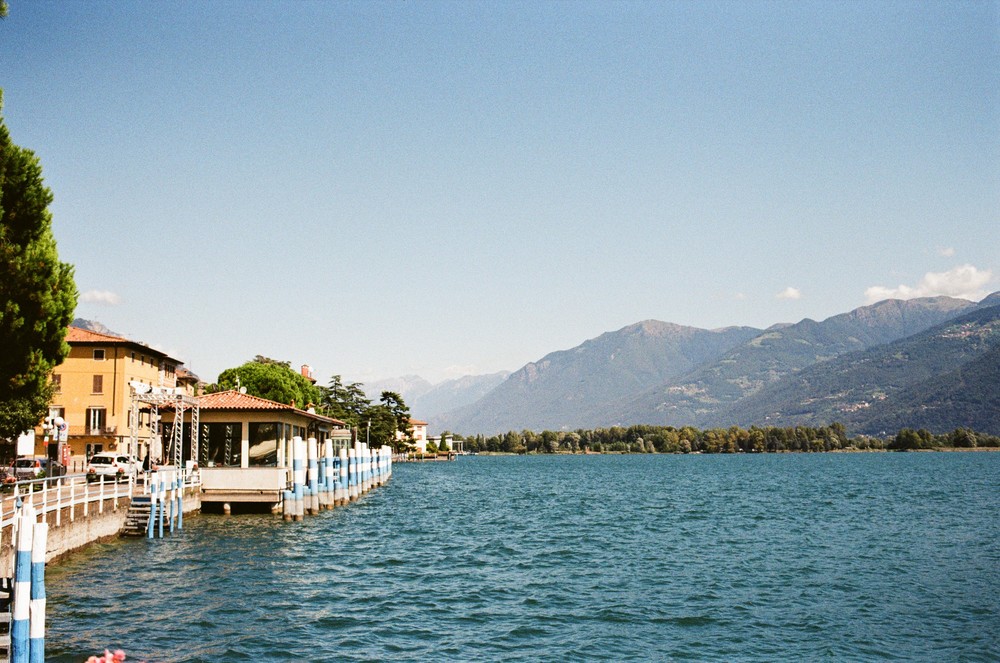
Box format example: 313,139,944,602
456,423,999,454
362,391,412,452
213,357,321,409
318,375,370,428
0,90,77,438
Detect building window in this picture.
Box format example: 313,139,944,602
131,352,135,361
87,407,107,435
93,349,105,361
92,374,104,394
199,423,243,467
248,422,279,466
52,373,62,393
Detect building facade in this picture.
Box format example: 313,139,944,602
40,326,183,465
163,390,348,468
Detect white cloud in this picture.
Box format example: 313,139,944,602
938,247,956,257
865,264,993,304
776,287,802,300
734,292,747,301
80,290,122,305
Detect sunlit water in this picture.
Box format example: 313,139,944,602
46,453,999,661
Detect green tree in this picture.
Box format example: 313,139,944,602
319,374,370,427
215,357,321,408
363,404,398,448
378,391,411,450
0,91,77,438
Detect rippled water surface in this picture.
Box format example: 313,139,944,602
46,453,999,661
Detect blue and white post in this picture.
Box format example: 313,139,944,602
167,469,176,532
322,440,334,510
11,504,34,663
147,472,159,539
29,520,47,663
348,446,358,501
293,436,305,521
307,437,318,515
337,448,348,505
158,470,166,538
362,443,371,493
176,469,184,530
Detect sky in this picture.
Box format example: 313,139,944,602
1,1,997,387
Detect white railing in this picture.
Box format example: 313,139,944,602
0,473,135,533
139,466,201,496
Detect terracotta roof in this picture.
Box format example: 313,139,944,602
409,418,428,426
196,390,345,426
65,326,182,363
66,327,128,343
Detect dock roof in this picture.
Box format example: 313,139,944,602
197,390,346,426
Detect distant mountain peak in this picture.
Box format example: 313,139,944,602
71,318,120,336
979,291,1000,308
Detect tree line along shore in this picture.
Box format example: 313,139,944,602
443,424,1000,455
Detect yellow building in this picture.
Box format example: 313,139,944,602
401,418,429,453
41,326,184,466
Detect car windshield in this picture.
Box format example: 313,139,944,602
14,459,36,468
89,456,113,465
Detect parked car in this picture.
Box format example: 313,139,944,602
11,457,65,480
86,453,141,482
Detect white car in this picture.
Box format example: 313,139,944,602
86,453,142,482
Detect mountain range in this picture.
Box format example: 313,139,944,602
403,293,1000,436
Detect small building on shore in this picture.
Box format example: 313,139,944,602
403,418,429,453
161,390,350,509
162,389,349,468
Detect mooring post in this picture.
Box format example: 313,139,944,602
348,447,357,501
177,471,184,530
29,520,47,663
147,472,158,539
293,437,305,521
337,448,348,505
11,504,34,663
158,473,165,538
307,437,318,515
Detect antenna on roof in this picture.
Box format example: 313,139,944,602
239,387,247,394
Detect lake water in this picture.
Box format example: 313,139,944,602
45,453,999,661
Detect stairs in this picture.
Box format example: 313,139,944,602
0,577,11,663
122,496,152,537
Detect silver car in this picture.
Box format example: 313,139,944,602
86,453,141,482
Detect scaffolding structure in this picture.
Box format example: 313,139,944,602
128,384,199,468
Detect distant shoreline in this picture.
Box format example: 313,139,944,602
464,446,1000,456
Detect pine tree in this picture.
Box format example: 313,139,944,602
0,90,78,438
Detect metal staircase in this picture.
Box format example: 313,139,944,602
122,495,152,537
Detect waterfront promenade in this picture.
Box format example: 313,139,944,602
0,472,202,566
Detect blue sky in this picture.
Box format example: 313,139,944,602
1,1,997,387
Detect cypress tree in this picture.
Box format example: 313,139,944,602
0,90,78,438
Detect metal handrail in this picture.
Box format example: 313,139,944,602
0,473,132,532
